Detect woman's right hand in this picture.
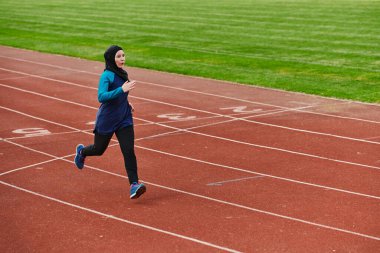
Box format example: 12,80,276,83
122,80,136,92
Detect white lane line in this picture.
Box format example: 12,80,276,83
1,55,379,122
1,106,379,201
131,106,315,141
0,76,31,81
1,139,380,242
207,176,266,186
363,135,380,141
2,129,92,140
0,181,241,253
0,126,199,177
0,155,70,176
136,145,380,200
0,68,379,145
132,95,380,145
1,84,379,170
0,138,125,177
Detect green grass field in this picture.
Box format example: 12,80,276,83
0,0,379,103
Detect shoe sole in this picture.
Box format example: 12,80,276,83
130,184,146,199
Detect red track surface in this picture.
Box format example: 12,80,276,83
0,46,379,252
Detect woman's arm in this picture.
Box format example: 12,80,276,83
97,72,123,103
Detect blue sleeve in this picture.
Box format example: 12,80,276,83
97,71,124,103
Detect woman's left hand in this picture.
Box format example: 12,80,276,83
129,102,135,112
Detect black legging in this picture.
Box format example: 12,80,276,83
81,125,138,184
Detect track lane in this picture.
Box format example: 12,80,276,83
0,183,232,253
1,152,379,252
1,85,379,196
1,91,379,240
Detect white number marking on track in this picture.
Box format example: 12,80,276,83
220,106,263,113
12,128,51,137
157,113,196,121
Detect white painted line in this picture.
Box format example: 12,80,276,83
0,82,97,109
0,76,30,81
0,156,69,176
0,141,119,177
131,94,380,145
3,129,94,140
144,105,316,140
1,106,379,200
0,180,241,253
144,182,380,242
1,126,197,177
363,135,380,141
136,145,380,200
207,176,266,186
2,140,380,242
161,125,380,170
134,110,301,141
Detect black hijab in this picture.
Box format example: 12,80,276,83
104,45,129,81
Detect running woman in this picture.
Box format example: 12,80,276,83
74,45,146,199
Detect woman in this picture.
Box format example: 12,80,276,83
74,45,146,199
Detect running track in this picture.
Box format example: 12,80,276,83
0,46,379,252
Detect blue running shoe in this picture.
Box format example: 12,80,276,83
74,144,85,169
130,182,146,199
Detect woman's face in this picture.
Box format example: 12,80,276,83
114,50,125,68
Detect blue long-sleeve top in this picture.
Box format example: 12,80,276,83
94,70,133,135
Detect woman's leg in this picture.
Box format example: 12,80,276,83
82,132,113,156
115,126,138,185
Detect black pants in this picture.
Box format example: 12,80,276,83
81,126,138,185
